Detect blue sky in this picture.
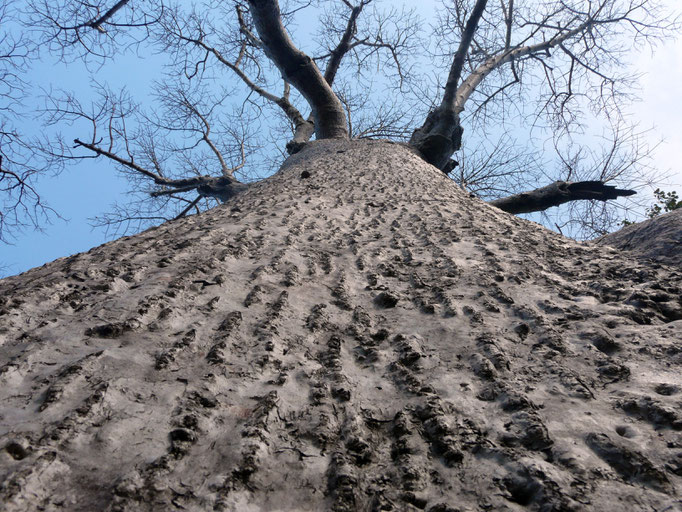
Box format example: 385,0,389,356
630,36,682,192
1,0,681,277
1,49,161,276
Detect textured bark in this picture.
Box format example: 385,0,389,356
596,208,682,267
490,180,637,215
0,141,680,512
194,176,249,202
246,0,348,140
408,108,464,172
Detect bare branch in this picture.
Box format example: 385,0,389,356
443,0,490,113
174,195,201,219
246,0,348,139
236,4,263,49
409,0,489,171
490,180,636,215
86,0,132,32
0,2,58,242
323,1,370,86
26,0,163,60
73,137,248,201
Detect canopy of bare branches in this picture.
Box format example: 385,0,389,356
0,0,678,240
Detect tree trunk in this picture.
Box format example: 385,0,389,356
0,140,680,511
490,180,637,215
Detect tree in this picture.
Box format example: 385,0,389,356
2,3,682,508
1,140,681,511
619,188,680,228
8,0,676,240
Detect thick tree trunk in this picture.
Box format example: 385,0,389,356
490,180,637,214
408,109,464,172
0,141,680,511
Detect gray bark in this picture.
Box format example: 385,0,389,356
1,141,680,512
286,119,315,155
595,208,682,267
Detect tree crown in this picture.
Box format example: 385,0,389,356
0,0,679,245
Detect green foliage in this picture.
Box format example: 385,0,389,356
620,188,680,227
646,189,681,219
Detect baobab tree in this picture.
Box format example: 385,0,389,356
2,2,682,510
9,0,672,239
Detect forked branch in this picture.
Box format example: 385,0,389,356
409,0,489,171
73,138,248,202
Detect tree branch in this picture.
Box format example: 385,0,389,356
453,16,607,112
287,0,371,153
323,1,369,86
88,0,131,32
246,0,348,140
73,138,248,202
174,195,202,219
74,138,171,183
489,181,636,215
409,0,489,171
235,5,264,49
503,0,514,50
180,36,307,129
175,90,234,177
410,0,652,173
442,0,490,112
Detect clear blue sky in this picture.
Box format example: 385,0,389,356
1,0,680,277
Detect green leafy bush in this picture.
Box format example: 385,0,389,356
646,189,681,218
620,189,680,227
